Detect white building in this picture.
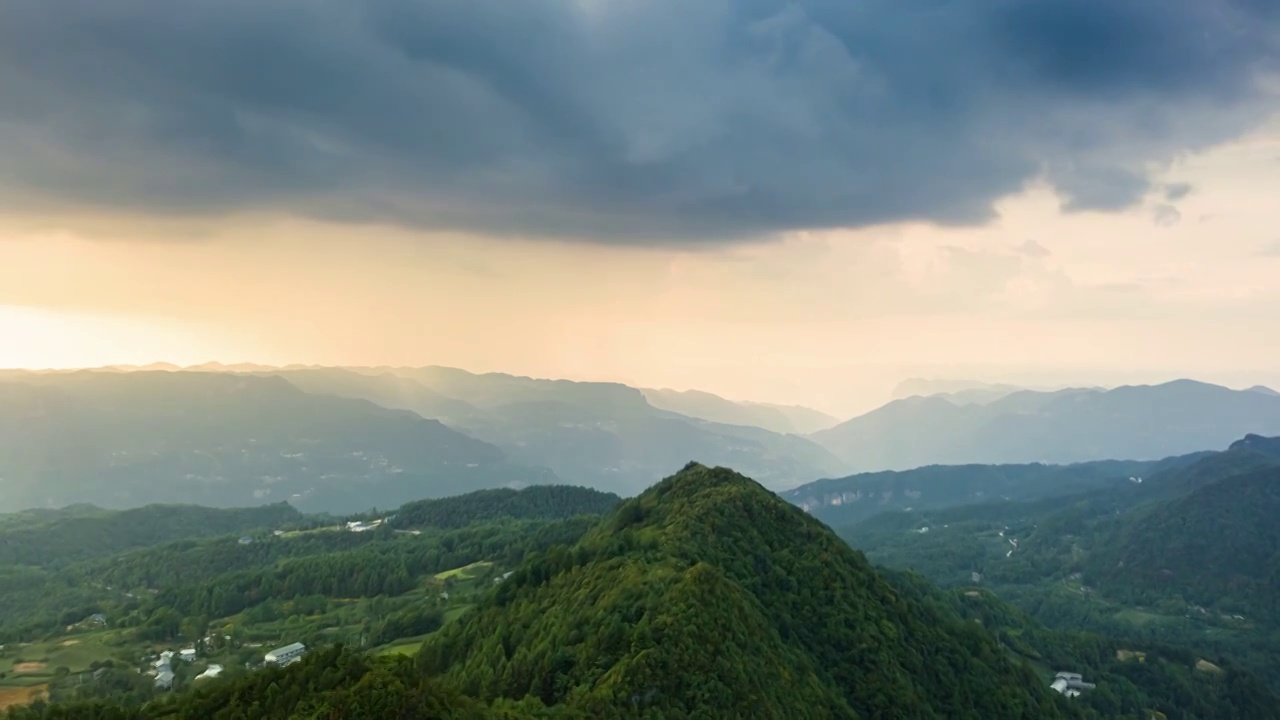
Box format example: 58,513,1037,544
196,664,223,680
346,519,385,533
264,642,306,666
179,648,197,661
1050,671,1096,698
155,669,175,690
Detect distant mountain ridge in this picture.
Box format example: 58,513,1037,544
639,387,838,434
781,452,1207,528
0,366,845,507
0,371,555,514
265,366,846,494
813,379,1280,471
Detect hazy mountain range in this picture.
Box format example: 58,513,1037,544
0,371,553,514
812,379,1280,471
0,367,846,513
7,365,1280,515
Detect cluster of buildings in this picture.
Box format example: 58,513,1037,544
150,648,197,690
148,641,306,690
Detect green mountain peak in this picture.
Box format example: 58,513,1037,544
420,463,1071,719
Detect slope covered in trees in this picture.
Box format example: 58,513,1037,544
5,464,1278,718
0,503,301,568
0,488,612,643
837,435,1280,691
781,453,1205,527
1086,465,1280,623
420,463,1073,718
390,486,622,529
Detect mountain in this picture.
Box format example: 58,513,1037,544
419,463,1072,718
4,465,1277,719
0,371,554,514
747,401,840,434
0,502,301,568
270,367,485,426
1086,464,1280,623
813,379,1280,470
390,485,622,530
267,366,845,494
639,387,837,434
892,378,1033,403
836,434,1280,690
781,452,1207,528
1246,385,1280,396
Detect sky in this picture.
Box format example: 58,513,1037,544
1,0,1279,417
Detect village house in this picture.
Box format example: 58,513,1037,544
154,669,175,690
1050,671,1096,698
265,641,307,666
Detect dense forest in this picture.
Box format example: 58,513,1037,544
419,463,1079,718
389,486,621,530
0,504,302,568
0,486,612,644
783,453,1207,527
4,462,1279,718
839,435,1280,693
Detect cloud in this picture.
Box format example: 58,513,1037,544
1153,204,1183,227
1163,182,1194,201
0,0,1278,244
1016,240,1053,259
1259,240,1280,257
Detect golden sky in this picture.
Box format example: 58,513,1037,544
3,127,1279,416
5,0,1280,416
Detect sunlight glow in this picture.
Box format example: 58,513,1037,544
0,304,231,369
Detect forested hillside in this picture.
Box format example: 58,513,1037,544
420,463,1073,718
838,435,1280,692
390,486,621,529
782,453,1205,527
0,504,300,569
4,465,1277,718
0,487,612,645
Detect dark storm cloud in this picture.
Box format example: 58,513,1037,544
0,0,1277,244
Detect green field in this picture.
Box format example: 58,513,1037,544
2,634,120,676
433,561,492,581
0,632,123,701
278,525,343,538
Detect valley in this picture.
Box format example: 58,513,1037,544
3,369,1280,718
2,458,1277,719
